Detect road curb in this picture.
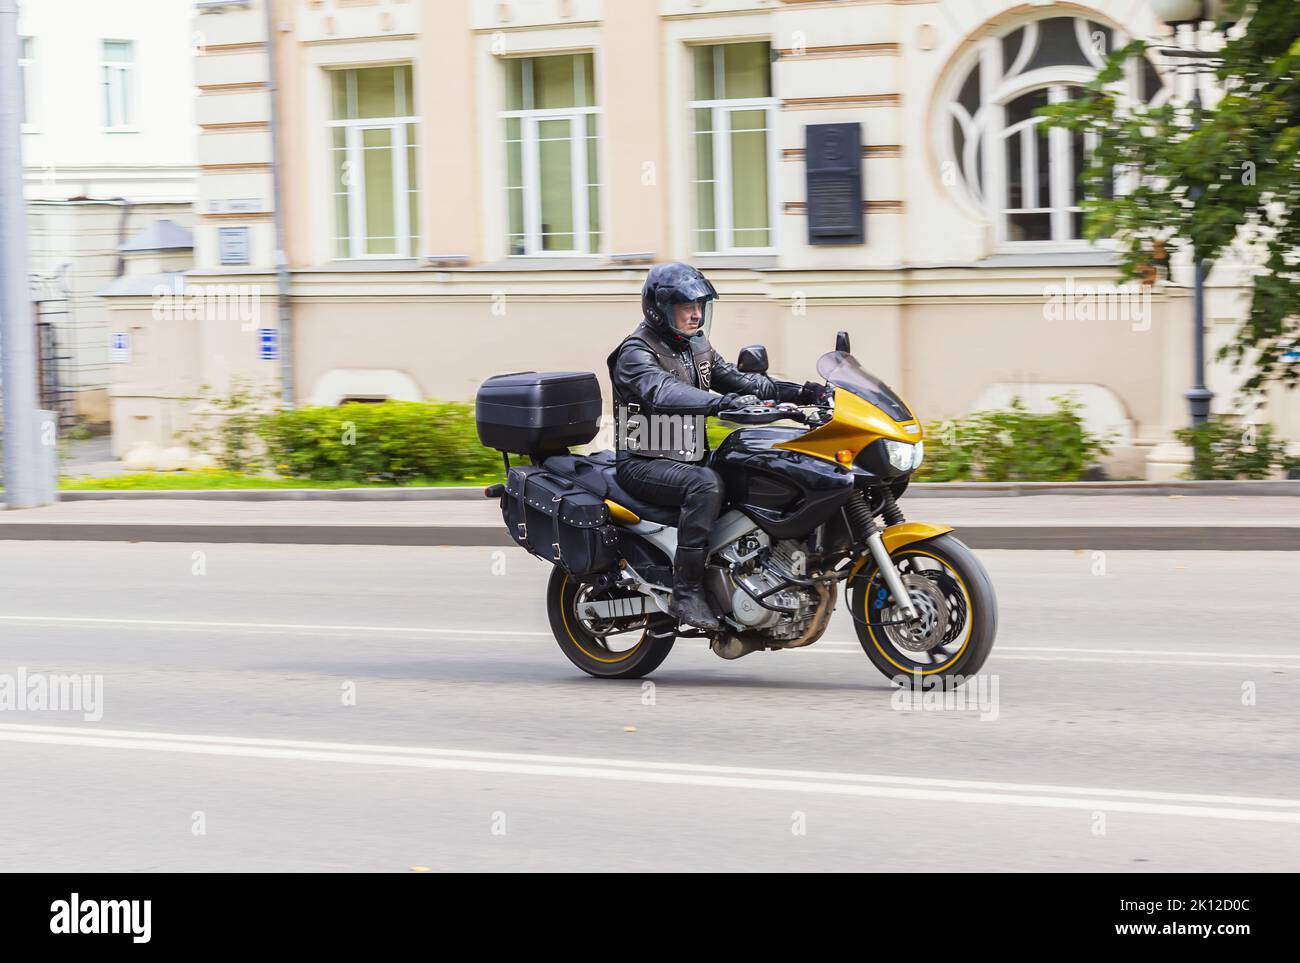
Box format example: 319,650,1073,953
1,523,1295,550
55,486,486,502
910,480,1300,497
50,479,1300,501
0,524,510,546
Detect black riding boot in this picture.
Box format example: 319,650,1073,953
670,545,721,632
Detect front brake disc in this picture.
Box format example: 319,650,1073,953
885,573,950,652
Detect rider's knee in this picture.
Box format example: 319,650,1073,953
689,468,725,506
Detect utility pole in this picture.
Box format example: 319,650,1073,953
263,0,293,406
0,0,46,508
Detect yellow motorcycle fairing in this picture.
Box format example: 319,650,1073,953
771,387,922,466
847,522,954,580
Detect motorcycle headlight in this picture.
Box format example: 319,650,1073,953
914,441,924,469
883,440,919,472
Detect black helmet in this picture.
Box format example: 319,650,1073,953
641,262,718,343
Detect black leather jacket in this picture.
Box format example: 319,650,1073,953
607,321,801,462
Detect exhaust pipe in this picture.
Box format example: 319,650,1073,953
710,634,766,660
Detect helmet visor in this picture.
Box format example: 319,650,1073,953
672,274,717,304
699,298,715,340
663,274,718,339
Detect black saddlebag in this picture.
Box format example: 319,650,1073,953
502,466,619,576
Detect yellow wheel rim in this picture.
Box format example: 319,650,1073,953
859,549,973,675
559,574,646,664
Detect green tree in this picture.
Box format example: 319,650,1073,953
1042,0,1300,394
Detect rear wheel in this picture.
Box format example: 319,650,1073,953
546,568,676,679
849,534,997,688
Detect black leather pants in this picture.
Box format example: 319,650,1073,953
616,456,725,550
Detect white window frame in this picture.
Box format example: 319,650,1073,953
503,55,602,257
19,36,36,131
689,45,778,256
997,83,1092,246
327,66,419,260
101,39,136,132
941,16,1165,252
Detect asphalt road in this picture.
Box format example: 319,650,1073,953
0,542,1296,872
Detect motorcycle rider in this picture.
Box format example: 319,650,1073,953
607,262,825,632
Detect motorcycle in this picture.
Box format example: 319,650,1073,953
476,331,997,688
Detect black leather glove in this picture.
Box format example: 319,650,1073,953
715,392,761,413
799,381,831,406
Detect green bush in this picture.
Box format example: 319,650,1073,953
257,400,502,484
914,396,1110,483
1174,417,1298,480
912,418,975,483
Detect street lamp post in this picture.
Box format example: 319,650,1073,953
1148,0,1232,427
1184,23,1214,427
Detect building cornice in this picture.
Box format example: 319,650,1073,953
177,262,1181,306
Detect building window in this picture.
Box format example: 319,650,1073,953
328,64,419,259
943,16,1167,245
19,37,35,128
101,40,134,129
689,42,776,254
503,53,601,256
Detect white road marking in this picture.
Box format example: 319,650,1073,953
818,643,1300,660
1,722,1297,824
1,614,1296,657
1,614,1294,667
0,614,526,636
819,651,1296,669
806,643,1300,669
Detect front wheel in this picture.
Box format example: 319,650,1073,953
849,533,997,689
546,568,676,679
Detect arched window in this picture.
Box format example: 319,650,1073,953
942,14,1168,246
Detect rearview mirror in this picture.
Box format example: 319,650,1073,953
737,344,769,374
835,331,851,353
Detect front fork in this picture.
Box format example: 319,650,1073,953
864,530,919,621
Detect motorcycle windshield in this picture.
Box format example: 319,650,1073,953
816,351,913,422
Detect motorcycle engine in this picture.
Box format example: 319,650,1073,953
713,530,820,640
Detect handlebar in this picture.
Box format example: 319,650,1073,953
717,401,820,425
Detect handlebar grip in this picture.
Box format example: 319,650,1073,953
718,406,807,425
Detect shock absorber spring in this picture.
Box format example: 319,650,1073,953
879,487,906,527
844,491,875,542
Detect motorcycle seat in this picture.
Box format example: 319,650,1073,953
542,451,680,527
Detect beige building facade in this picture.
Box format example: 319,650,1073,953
103,0,1297,477
20,0,199,425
